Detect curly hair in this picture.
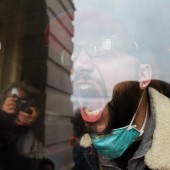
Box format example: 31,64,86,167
0,82,40,107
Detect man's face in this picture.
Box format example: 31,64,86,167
71,10,143,133
71,35,141,133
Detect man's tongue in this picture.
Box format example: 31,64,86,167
76,82,107,122
80,101,103,122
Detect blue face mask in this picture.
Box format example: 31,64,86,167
90,93,148,159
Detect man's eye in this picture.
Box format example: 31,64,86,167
87,39,112,57
100,39,112,50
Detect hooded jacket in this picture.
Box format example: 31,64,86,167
80,87,170,170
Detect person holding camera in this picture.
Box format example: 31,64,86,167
0,82,44,170
1,85,39,127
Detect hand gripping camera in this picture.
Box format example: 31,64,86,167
11,88,32,114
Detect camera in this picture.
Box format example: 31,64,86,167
16,99,32,114
11,88,32,114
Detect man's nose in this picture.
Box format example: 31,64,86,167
73,49,94,72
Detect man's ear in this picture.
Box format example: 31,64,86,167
139,64,152,90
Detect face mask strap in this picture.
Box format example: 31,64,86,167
127,90,146,130
138,104,148,136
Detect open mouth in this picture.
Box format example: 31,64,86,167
74,80,107,123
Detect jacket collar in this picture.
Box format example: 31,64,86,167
144,87,170,170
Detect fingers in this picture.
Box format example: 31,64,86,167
15,107,39,126
30,107,39,120
16,111,32,126
2,97,17,114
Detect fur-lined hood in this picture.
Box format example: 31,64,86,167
145,87,170,170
